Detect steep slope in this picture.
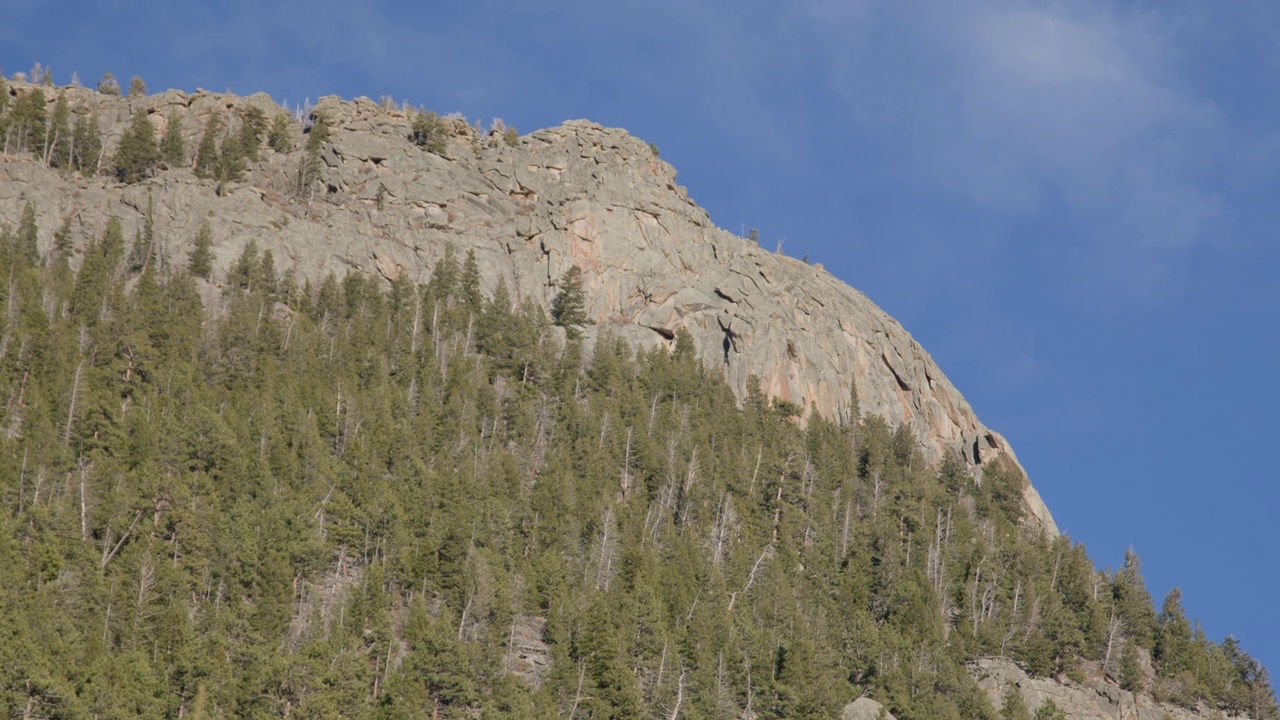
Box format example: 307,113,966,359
0,82,1056,531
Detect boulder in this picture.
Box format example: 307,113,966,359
843,696,897,720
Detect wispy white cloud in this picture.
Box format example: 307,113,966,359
788,1,1232,301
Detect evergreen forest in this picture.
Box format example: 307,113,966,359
0,76,1276,719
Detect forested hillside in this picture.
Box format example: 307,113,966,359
0,206,1273,719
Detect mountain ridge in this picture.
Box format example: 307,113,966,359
0,80,1057,533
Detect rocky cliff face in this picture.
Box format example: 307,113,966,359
0,82,1056,532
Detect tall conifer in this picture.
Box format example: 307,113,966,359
72,112,103,175
113,110,160,183
46,93,71,167
551,265,591,340
160,115,185,167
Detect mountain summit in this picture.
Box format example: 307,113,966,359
0,83,1056,532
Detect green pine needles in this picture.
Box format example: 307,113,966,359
410,110,449,154
551,265,592,339
113,110,160,183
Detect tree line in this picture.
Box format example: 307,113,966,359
0,75,307,191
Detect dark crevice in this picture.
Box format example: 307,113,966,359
647,325,674,341
885,361,910,392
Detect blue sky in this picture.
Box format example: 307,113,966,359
6,0,1278,677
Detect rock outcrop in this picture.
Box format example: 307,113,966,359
842,696,898,720
0,82,1056,531
971,657,1253,720
502,615,551,689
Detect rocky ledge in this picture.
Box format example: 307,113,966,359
971,657,1256,720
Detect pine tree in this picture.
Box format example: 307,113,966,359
1113,549,1159,651
459,250,483,312
239,106,267,162
127,195,158,273
16,201,39,266
8,88,47,154
1156,588,1193,678
189,220,214,279
551,265,591,340
1000,686,1031,720
72,112,103,175
476,276,516,364
160,115,185,168
194,116,221,179
257,249,278,297
217,131,245,183
294,112,329,196
46,93,71,168
1118,639,1143,692
227,240,260,291
49,216,74,291
306,114,330,152
429,245,460,304
1033,699,1067,720
128,76,147,98
410,110,448,154
113,111,160,183
266,113,292,152
387,600,481,718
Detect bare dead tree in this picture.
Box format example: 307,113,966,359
101,510,144,572
567,660,587,720
728,546,773,613
1103,608,1125,677
667,661,687,720
621,425,633,499
78,459,91,540
710,492,734,567
61,358,86,444
594,507,618,592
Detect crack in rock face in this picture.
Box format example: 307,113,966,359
0,84,1057,533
